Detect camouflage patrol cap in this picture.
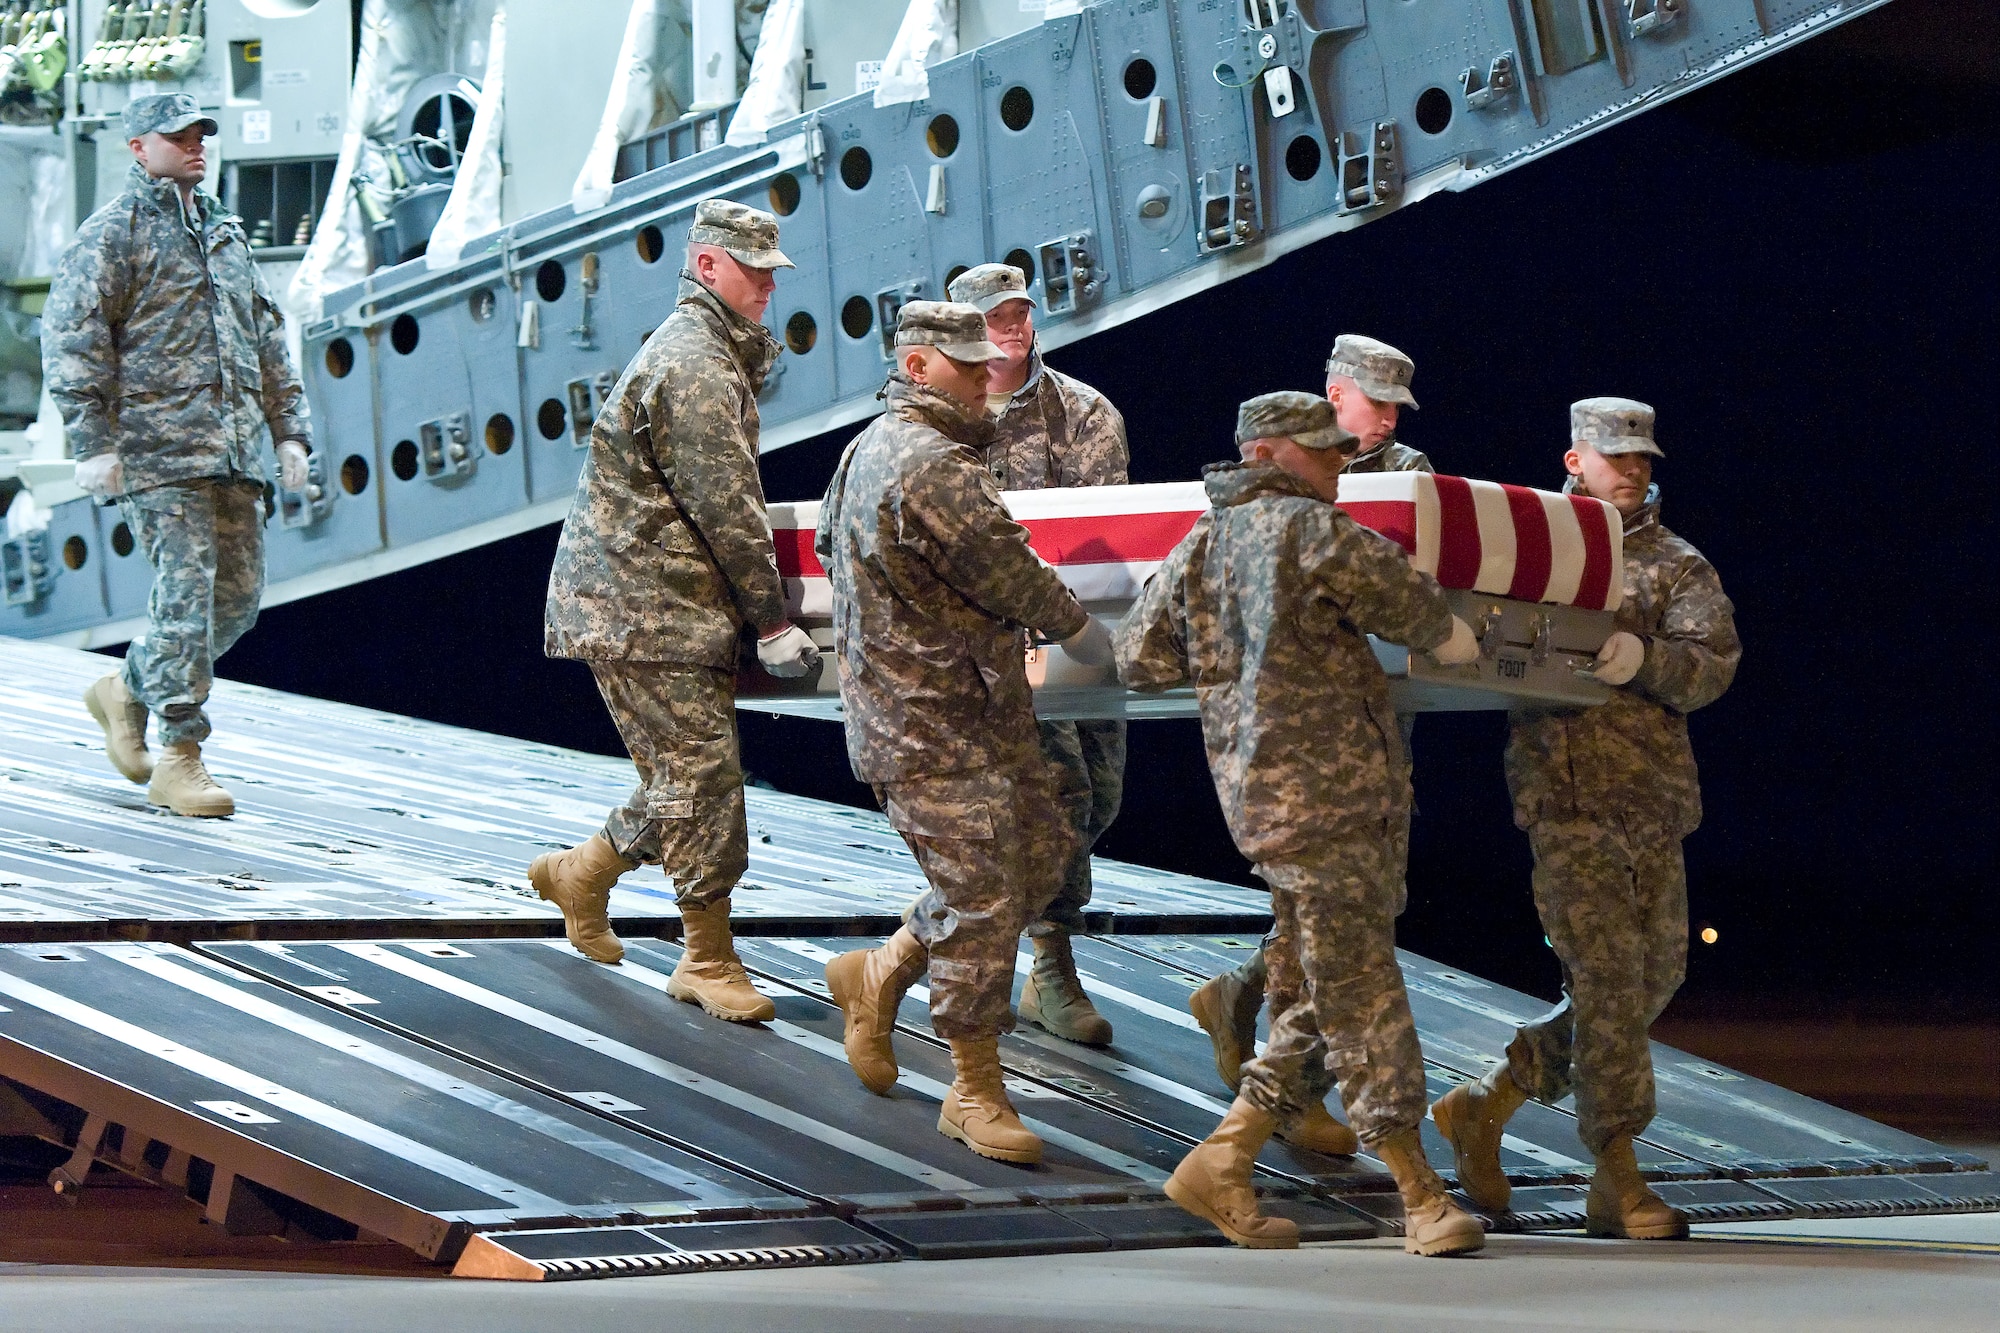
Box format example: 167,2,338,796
1236,390,1359,453
894,301,1007,362
947,262,1036,314
1571,396,1663,458
686,198,794,269
1324,333,1419,409
123,92,218,140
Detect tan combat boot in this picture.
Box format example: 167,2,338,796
1163,1096,1300,1248
1187,956,1264,1091
147,742,234,817
1275,1099,1360,1156
1430,1061,1529,1211
938,1035,1043,1164
1018,931,1113,1046
1586,1136,1688,1239
528,832,631,964
824,927,926,1094
1375,1128,1487,1256
83,673,152,783
666,899,775,1022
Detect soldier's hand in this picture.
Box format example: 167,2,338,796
1429,615,1480,666
757,623,822,679
1058,616,1115,667
1582,630,1644,686
74,454,123,498
277,440,312,491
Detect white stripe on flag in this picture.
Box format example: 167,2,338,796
1542,492,1585,606
1469,479,1518,596
1412,472,1441,577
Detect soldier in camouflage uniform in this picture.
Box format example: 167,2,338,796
1117,391,1484,1256
816,301,1113,1165
44,93,313,819
1430,398,1739,1240
1326,334,1430,475
1188,335,1433,1151
947,261,1129,1048
533,200,820,1020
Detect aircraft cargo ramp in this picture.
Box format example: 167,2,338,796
0,635,1993,1282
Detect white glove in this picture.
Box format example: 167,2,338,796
757,623,821,679
1584,631,1645,686
74,453,123,498
276,440,311,491
1430,615,1480,666
1059,616,1114,667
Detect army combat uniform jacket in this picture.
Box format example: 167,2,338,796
984,351,1129,490
1117,463,1455,862
815,374,1090,784
1341,439,1431,475
1505,492,1740,839
42,165,308,490
545,278,787,666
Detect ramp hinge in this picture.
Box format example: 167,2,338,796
875,281,926,361
565,372,620,447
1460,52,1519,112
1037,232,1102,316
276,450,336,529
1337,121,1401,213
1198,164,1259,253
418,413,474,481
1625,0,1686,39
0,530,53,606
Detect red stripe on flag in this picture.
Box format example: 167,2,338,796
1431,475,1482,589
1336,499,1419,553
774,526,821,578
1020,511,1203,565
1568,494,1615,611
1502,484,1553,601
774,508,1205,579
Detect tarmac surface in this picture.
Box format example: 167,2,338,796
1,1217,1996,1333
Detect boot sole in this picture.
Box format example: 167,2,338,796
1405,1224,1487,1257
147,792,234,817
84,686,152,784
937,1111,1042,1165
529,857,625,965
665,977,775,1023
1430,1094,1512,1213
1163,1175,1299,1249
1020,1002,1114,1047
1187,985,1245,1091
1585,1216,1690,1241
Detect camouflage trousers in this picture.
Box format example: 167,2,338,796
589,662,746,909
1227,803,1410,991
117,479,266,747
1026,718,1126,937
877,757,1075,1039
1238,827,1427,1145
1509,816,1688,1154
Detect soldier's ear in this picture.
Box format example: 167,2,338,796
900,347,930,382
1563,446,1586,477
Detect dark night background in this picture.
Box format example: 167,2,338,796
214,0,1998,1019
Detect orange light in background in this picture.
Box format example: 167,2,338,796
1699,925,1719,945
